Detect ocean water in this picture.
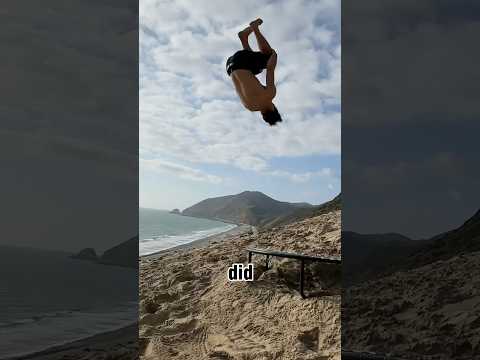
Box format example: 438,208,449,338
0,246,138,359
139,208,236,256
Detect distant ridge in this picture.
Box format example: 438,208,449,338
342,231,428,286
181,191,320,227
406,208,480,267
344,208,480,286
99,236,138,269
263,194,341,229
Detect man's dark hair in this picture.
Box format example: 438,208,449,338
261,105,282,126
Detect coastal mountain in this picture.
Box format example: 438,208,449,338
181,190,335,227
72,236,138,269
99,236,138,269
182,191,312,226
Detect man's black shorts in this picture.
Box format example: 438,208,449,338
226,50,271,76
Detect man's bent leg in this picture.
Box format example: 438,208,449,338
238,27,253,51
250,19,273,55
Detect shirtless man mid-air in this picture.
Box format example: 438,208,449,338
226,18,282,126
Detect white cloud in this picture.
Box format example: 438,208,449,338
141,158,222,184
269,168,334,183
140,0,340,178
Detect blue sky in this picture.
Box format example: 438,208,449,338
140,0,340,210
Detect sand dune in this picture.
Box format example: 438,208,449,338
140,210,341,360
343,251,480,359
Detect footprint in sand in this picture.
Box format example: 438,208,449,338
139,310,170,326
166,268,196,287
153,290,178,304
151,316,200,336
206,327,274,358
296,327,319,352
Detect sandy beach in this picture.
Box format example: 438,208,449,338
140,210,341,359
4,324,138,360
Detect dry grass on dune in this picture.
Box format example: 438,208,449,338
139,210,341,360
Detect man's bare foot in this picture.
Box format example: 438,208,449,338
238,26,252,40
249,18,263,28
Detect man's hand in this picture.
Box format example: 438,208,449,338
267,50,277,70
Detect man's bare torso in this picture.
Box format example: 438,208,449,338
231,70,270,111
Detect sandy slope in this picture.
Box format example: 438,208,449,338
139,210,341,360
343,251,480,359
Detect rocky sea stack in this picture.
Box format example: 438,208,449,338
71,237,138,269
70,248,98,261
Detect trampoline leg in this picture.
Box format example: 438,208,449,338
265,255,269,269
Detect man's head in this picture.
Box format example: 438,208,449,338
261,104,282,126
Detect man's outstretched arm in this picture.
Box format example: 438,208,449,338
266,67,276,99
265,50,277,99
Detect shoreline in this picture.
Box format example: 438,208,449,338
142,223,254,259
10,222,253,358
2,323,138,360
